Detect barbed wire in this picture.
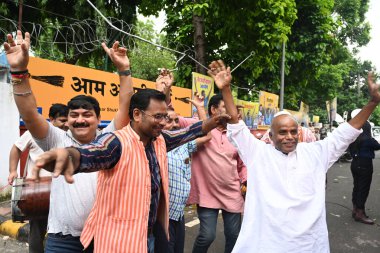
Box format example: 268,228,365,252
0,0,256,91
0,15,197,70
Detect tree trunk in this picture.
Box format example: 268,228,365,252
193,13,206,75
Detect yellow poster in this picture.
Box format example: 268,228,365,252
28,57,192,123
192,72,214,116
240,100,259,129
258,91,279,128
299,101,309,113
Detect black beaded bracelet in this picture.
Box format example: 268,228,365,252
118,69,131,76
10,69,28,75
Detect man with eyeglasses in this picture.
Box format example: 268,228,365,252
30,88,230,253
154,94,212,253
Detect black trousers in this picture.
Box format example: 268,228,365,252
154,217,186,253
351,157,373,209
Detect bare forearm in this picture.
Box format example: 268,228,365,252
349,101,379,129
9,145,21,173
164,88,171,106
13,78,49,138
195,106,207,120
201,117,218,133
114,75,133,129
195,134,212,147
221,86,239,123
66,147,81,173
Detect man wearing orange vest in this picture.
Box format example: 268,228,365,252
31,88,230,253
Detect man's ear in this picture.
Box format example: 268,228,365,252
133,109,142,122
210,105,217,116
269,131,273,139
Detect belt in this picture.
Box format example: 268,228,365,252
147,227,153,235
48,232,78,239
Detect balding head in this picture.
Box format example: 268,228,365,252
269,114,299,154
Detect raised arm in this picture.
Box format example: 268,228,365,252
188,92,212,146
4,30,49,139
163,113,230,151
156,69,174,106
349,72,380,129
188,92,207,120
207,60,239,124
102,42,133,130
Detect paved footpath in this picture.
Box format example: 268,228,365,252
325,154,380,252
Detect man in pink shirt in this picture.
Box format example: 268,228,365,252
188,94,247,253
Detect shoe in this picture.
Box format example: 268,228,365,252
352,205,357,218
352,205,369,218
354,209,374,225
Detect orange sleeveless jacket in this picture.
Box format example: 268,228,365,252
81,124,169,253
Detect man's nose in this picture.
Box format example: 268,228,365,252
159,119,167,127
76,115,86,122
285,132,294,139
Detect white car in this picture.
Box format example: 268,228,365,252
371,126,380,143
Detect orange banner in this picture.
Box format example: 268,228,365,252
28,57,192,122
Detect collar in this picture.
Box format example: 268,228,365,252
127,123,157,144
67,128,101,145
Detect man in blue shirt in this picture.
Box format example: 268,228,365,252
154,95,211,253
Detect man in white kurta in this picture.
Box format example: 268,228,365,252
227,120,360,252
205,59,380,253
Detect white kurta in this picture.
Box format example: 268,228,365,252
227,121,361,253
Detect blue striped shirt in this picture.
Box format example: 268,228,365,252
167,140,197,221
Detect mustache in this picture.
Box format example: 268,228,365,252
73,122,90,128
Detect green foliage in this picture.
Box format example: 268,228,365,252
128,20,176,81
138,0,375,124
1,0,139,69
139,0,298,92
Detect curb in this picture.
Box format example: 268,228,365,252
0,216,29,242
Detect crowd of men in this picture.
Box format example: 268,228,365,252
5,30,380,253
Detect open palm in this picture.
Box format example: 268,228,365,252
207,60,232,90
101,41,130,71
4,31,30,71
368,72,380,104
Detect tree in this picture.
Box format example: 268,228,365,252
139,0,297,88
137,0,375,126
0,0,139,69
128,20,176,81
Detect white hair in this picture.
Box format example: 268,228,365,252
273,110,292,118
270,110,298,131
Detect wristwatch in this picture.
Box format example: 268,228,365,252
118,69,131,76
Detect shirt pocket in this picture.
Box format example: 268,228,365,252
290,171,316,197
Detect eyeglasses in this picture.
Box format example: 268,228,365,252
141,110,170,122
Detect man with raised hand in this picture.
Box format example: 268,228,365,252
4,30,133,252
8,103,68,253
207,60,380,253
29,88,230,253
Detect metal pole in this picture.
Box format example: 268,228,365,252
280,40,285,111
18,0,23,31
357,73,360,96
